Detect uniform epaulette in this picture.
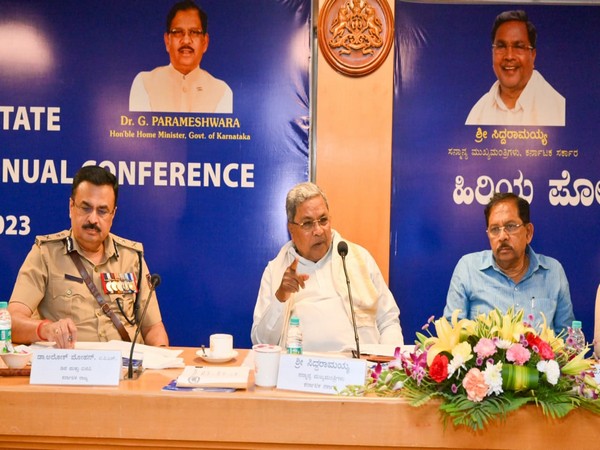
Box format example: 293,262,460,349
111,233,144,253
34,230,71,247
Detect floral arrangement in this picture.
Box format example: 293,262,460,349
342,308,600,430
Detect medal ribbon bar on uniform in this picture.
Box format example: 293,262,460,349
101,272,138,295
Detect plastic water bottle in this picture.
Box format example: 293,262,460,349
0,301,13,353
286,316,303,355
569,320,586,352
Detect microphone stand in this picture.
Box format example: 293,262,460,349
127,274,160,379
338,242,361,359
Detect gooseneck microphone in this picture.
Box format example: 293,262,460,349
127,273,161,379
337,241,360,359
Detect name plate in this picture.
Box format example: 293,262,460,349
276,354,367,395
30,349,121,386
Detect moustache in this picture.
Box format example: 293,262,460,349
83,223,101,232
178,46,194,53
498,243,513,251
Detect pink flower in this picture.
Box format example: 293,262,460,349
462,368,488,402
506,343,531,365
473,338,497,359
371,363,382,381
388,347,402,369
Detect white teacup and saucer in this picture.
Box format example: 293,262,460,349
196,333,237,363
196,349,239,364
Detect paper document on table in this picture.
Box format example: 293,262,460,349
176,366,250,389
73,341,184,369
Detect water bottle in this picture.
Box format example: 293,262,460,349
286,316,303,355
0,301,13,353
568,320,585,352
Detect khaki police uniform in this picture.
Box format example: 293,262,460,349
9,230,163,343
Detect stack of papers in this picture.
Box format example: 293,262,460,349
176,366,250,389
74,341,185,369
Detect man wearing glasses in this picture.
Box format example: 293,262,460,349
129,0,232,113
8,166,169,348
465,10,565,126
444,192,574,335
251,182,404,353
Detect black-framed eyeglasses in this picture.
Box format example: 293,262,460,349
168,28,205,39
290,216,330,232
492,42,534,55
487,222,525,237
72,202,114,219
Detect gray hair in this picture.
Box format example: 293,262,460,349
286,182,329,222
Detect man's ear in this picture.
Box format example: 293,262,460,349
525,222,534,243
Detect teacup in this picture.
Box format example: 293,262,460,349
209,333,233,358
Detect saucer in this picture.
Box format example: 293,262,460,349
196,350,238,364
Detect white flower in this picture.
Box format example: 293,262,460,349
483,361,504,396
537,360,560,385
392,381,404,391
494,339,512,350
447,354,466,377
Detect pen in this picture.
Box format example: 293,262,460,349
531,297,535,309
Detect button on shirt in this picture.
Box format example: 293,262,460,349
444,245,574,335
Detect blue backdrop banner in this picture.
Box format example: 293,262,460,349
391,2,600,342
0,0,311,348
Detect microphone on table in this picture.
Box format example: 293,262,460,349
337,241,360,359
127,273,161,379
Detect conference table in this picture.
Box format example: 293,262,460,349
1,347,598,449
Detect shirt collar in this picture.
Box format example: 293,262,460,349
288,231,336,269
168,64,201,80
67,230,117,261
480,244,545,276
492,70,539,112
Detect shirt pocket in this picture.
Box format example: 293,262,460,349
531,297,556,317
112,293,137,321
48,273,91,317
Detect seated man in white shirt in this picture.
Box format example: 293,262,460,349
251,182,404,353
129,0,232,113
465,10,564,126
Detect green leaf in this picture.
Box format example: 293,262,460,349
532,390,579,419
439,394,530,431
579,399,600,415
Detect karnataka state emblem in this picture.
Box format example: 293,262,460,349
318,0,394,77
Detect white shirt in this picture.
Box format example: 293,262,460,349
129,65,233,113
465,70,565,126
251,231,403,353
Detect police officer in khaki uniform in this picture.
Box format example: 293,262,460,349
8,166,169,349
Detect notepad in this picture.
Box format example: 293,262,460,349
176,366,250,389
